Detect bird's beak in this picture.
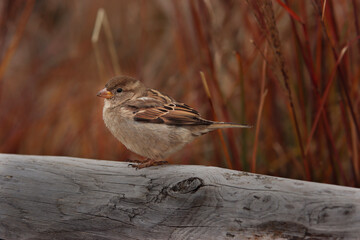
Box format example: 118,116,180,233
97,88,113,99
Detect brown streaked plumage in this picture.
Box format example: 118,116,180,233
97,75,251,169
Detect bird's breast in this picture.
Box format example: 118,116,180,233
102,105,195,159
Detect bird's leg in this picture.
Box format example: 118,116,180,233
129,159,168,169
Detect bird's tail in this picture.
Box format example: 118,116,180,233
209,122,252,130
192,122,252,137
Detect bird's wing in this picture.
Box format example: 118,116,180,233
133,103,212,125
125,90,212,126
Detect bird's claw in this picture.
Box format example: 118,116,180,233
126,159,144,163
127,160,168,169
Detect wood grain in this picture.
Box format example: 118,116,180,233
1,154,359,239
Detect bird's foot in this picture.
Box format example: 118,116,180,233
129,159,168,169
126,158,145,163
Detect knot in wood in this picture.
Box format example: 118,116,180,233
170,177,204,194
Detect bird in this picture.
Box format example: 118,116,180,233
97,75,251,169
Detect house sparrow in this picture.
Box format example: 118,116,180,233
97,75,251,169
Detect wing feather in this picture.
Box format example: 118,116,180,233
124,89,212,126
126,96,211,126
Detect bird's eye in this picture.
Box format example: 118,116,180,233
116,88,123,93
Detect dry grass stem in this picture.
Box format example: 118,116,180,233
91,8,121,80
0,0,35,80
200,71,233,169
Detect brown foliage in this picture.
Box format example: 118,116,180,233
1,0,359,186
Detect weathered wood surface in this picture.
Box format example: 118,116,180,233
0,154,359,240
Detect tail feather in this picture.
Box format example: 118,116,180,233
192,122,252,137
209,122,252,130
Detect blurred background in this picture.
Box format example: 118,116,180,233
0,0,359,186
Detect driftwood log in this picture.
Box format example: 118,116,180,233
0,154,360,239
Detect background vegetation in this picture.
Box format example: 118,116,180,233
1,0,359,187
